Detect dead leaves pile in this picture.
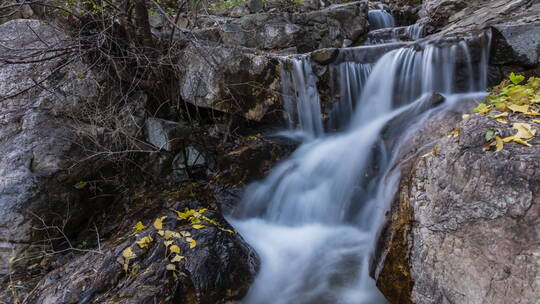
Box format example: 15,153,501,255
118,208,235,275
472,73,540,152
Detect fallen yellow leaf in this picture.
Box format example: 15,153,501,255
169,245,181,254
171,255,184,263
192,224,206,229
74,182,87,190
154,216,167,230
164,240,173,247
163,230,181,240
508,104,529,113
495,136,504,152
447,128,460,138
491,112,509,119
186,237,197,249
513,123,536,140
176,209,195,220
122,247,136,260
513,138,532,147
136,235,154,249
421,151,434,158
134,221,146,231
166,264,176,271
495,118,508,124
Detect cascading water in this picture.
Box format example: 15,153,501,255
368,9,395,31
328,62,373,131
366,24,426,44
280,56,324,140
230,14,491,304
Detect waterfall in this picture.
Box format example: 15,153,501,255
328,62,373,131
281,56,324,140
230,14,491,304
368,10,395,31
366,24,426,44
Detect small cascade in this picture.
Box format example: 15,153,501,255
366,24,426,44
368,10,395,31
328,62,373,131
231,11,491,304
280,57,324,139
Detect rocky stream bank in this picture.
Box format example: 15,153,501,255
0,0,539,303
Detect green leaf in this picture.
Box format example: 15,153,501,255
485,129,495,142
509,72,525,85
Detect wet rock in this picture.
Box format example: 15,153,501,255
365,24,425,44
0,19,103,274
491,22,540,68
311,48,340,65
24,200,259,304
376,0,421,26
217,135,295,186
374,112,540,304
145,118,190,151
381,93,445,143
333,42,410,64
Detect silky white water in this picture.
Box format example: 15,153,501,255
281,56,324,140
366,24,426,44
368,10,395,31
230,26,490,304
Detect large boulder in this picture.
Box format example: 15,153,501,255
491,22,540,68
374,110,540,303
0,19,103,274
178,42,282,122
419,0,540,35
191,1,368,52
204,0,361,17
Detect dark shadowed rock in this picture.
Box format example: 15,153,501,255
0,19,102,274
491,22,540,68
24,199,259,304
171,146,208,182
217,134,295,186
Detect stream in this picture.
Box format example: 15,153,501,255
230,9,490,304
